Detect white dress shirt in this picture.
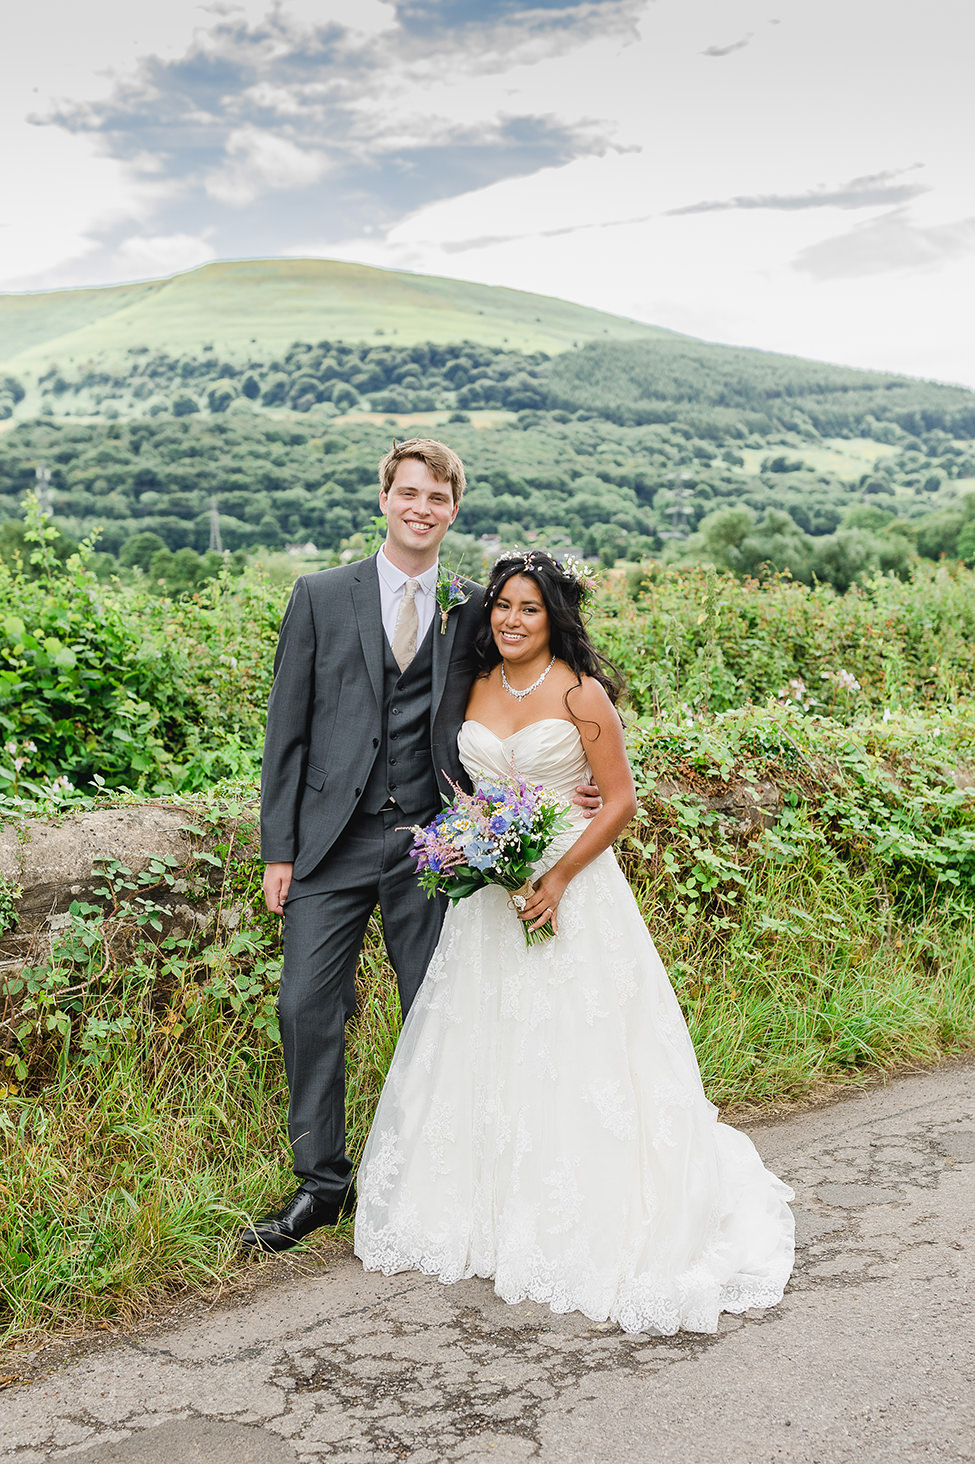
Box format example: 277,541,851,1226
376,545,439,649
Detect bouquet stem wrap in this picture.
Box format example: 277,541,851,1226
504,877,555,946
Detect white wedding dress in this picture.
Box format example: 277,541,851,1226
354,719,795,1335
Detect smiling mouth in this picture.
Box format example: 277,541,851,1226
405,519,434,532
499,631,526,644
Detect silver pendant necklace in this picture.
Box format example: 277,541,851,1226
501,654,556,700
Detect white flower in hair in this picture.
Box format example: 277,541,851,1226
491,547,598,597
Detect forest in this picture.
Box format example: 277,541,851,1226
1,335,975,598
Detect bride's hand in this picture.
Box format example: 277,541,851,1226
520,869,568,935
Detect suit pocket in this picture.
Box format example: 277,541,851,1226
304,763,328,791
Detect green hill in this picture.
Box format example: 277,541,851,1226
0,258,667,372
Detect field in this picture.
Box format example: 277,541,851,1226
0,529,973,1348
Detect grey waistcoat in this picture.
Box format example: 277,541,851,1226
359,625,439,817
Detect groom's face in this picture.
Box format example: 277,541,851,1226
380,459,459,569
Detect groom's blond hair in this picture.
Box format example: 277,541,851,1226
379,438,467,505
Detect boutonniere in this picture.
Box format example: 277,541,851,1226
436,571,471,633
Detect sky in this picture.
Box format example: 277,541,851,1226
2,0,973,386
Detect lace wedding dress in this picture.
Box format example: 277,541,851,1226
354,719,795,1334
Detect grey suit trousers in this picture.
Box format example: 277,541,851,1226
279,803,447,1203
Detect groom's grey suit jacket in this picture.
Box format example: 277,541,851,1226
261,553,484,881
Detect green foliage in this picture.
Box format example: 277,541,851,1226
621,702,975,928
603,559,975,718
0,498,281,798
0,518,78,576
0,873,21,937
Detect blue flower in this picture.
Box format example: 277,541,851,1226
465,839,497,872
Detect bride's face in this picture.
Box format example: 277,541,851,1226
490,574,551,665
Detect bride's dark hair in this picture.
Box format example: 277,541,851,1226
474,551,625,709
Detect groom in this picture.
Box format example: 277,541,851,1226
242,437,482,1251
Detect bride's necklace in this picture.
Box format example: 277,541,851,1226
501,654,556,701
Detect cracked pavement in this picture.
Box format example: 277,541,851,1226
2,1060,973,1464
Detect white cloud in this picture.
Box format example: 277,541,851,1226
215,0,396,39
205,125,331,206
0,124,137,286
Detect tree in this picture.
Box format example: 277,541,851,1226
207,385,237,413
0,375,25,404
842,504,895,533
810,530,880,593
172,394,200,417
738,510,812,582
690,505,755,571
261,373,290,406
957,522,975,566
120,531,168,571
331,383,359,411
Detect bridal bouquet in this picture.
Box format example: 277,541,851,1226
408,777,570,945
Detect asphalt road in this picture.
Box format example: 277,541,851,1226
2,1060,973,1464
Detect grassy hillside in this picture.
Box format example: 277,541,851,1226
0,258,667,372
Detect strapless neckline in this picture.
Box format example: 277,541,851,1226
461,718,578,745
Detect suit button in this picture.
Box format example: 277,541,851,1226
354,787,361,797
389,758,397,766
390,782,397,790
391,707,401,715
391,732,399,740
372,738,379,748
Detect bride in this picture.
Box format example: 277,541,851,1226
354,551,794,1335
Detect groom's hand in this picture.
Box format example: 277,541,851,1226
573,780,602,819
263,862,293,915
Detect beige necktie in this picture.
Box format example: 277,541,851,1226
391,578,420,671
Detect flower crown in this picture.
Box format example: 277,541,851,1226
487,548,599,604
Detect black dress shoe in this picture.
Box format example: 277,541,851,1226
239,1185,355,1252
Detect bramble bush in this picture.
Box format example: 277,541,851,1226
0,498,281,804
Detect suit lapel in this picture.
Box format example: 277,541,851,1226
351,555,384,711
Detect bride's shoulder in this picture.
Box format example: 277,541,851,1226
561,671,616,726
